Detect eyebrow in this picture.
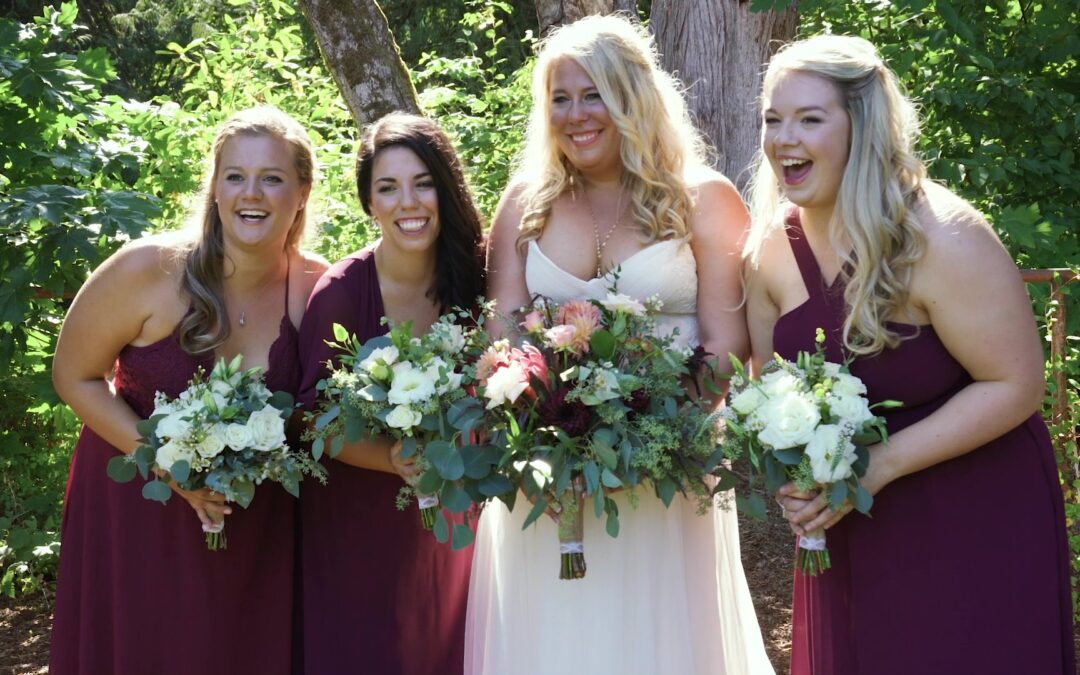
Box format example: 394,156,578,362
375,172,432,183
763,105,830,115
222,166,287,173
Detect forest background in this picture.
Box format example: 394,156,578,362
1,0,1077,665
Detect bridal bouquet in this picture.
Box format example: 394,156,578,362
107,355,325,550
721,329,898,575
479,292,732,579
312,311,499,547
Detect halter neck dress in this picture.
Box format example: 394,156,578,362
774,211,1074,675
50,264,301,675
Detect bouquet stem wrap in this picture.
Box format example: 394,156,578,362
417,493,440,530
204,516,227,551
557,477,587,580
797,528,830,575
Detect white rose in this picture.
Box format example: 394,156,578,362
156,439,195,472
484,362,529,409
730,386,768,416
600,292,646,316
197,424,228,458
385,404,423,430
827,393,875,427
759,369,804,397
224,423,254,450
804,424,858,483
832,372,867,397
156,412,193,441
756,391,821,449
247,405,287,451
387,362,438,405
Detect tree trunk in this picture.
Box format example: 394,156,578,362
535,0,639,35
652,0,798,190
298,0,421,126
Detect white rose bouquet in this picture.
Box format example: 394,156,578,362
312,310,493,545
721,329,900,575
107,355,326,550
478,291,734,580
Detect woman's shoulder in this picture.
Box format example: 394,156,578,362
295,248,331,293
915,182,997,255
99,231,189,287
684,164,736,193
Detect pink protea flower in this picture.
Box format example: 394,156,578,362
510,344,550,400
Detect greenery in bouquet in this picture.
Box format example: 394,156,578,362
721,329,900,574
106,355,325,550
478,291,736,579
311,308,511,550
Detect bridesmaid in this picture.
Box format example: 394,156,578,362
49,106,328,674
296,113,484,674
745,35,1074,674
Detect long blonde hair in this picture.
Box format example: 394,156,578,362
515,14,707,252
745,34,927,355
179,106,316,354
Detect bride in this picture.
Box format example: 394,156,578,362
467,15,774,675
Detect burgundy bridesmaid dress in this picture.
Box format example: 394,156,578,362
295,246,472,675
50,277,301,674
774,211,1074,675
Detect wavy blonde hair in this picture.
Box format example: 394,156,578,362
745,34,927,355
179,106,316,354
515,14,708,253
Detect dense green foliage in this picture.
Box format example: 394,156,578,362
1,0,1076,606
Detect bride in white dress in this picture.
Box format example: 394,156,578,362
467,15,774,675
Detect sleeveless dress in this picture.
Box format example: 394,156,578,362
49,271,301,675
775,213,1075,675
295,246,473,675
465,239,775,675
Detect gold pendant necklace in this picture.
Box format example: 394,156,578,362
582,181,626,278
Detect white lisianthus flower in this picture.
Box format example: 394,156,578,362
804,424,858,483
759,369,804,397
600,292,646,316
224,422,254,450
197,424,228,458
358,345,400,382
757,391,821,449
827,392,875,427
156,412,193,442
156,439,195,472
730,386,768,416
424,357,463,395
387,362,438,405
832,372,868,398
247,404,287,451
483,362,529,409
385,404,423,430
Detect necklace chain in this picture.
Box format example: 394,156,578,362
582,181,626,278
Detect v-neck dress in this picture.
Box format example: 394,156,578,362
465,239,775,675
775,212,1074,675
295,246,473,675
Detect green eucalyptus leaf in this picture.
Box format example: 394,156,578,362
735,492,768,521
829,480,849,510
478,473,513,497
312,437,325,461
451,524,475,550
169,459,190,484
141,480,172,504
232,479,255,508
106,455,137,483
440,481,472,513
853,484,874,514
425,440,465,480
433,509,450,544
417,469,445,495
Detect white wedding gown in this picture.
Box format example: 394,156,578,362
465,239,774,675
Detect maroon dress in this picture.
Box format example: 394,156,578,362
775,212,1074,675
50,283,301,674
296,246,472,675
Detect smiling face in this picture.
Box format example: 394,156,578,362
368,145,441,255
762,70,852,221
214,133,309,253
548,58,622,181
